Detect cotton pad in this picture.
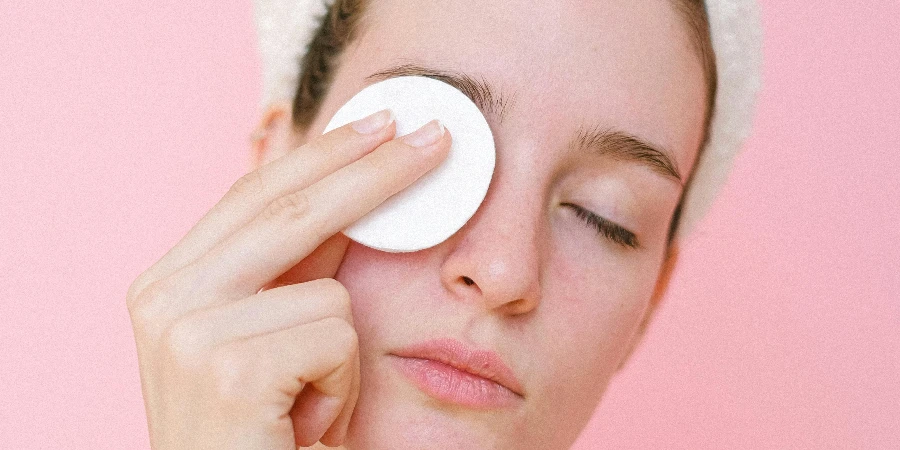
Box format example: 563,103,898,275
255,0,763,241
322,75,496,253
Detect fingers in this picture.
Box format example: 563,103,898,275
171,278,353,351
176,120,452,307
317,350,360,446
157,281,360,446
227,316,359,446
289,381,347,447
141,279,360,448
260,232,351,292
129,109,397,302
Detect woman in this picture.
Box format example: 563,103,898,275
126,0,761,448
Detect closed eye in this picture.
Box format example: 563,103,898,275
561,202,640,249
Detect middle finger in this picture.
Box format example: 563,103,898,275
134,109,398,298
174,120,451,307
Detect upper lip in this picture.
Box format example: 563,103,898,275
391,337,525,397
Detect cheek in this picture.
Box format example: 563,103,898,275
538,242,658,408
333,242,410,344
332,241,445,352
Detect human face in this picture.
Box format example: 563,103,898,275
297,0,707,448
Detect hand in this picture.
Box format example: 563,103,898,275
126,111,451,449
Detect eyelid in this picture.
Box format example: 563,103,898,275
560,202,640,249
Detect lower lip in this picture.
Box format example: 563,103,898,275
390,355,522,409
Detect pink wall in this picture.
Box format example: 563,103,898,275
1,1,897,448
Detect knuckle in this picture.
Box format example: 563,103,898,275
127,279,172,336
356,151,382,173
318,277,350,301
227,170,266,199
263,190,311,222
303,136,329,155
125,272,153,311
161,317,209,370
323,316,358,357
321,278,352,318
127,302,156,338
208,346,254,404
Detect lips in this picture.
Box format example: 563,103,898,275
390,337,524,409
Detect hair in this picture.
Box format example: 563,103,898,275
291,0,717,243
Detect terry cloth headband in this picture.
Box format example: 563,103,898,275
252,0,763,241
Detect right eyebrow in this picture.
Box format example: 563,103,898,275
366,62,682,185
364,62,515,123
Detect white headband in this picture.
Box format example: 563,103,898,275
252,0,763,240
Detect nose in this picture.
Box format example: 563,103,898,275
438,173,544,316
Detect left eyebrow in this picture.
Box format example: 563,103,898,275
364,62,514,123
572,124,684,185
365,62,682,185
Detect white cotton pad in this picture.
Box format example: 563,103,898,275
322,75,496,253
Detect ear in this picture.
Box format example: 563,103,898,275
249,101,308,169
614,242,680,372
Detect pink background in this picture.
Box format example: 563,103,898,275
1,1,897,448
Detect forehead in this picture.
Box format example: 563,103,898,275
332,0,708,174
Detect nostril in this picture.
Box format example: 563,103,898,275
462,276,475,286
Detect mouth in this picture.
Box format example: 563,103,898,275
389,337,524,410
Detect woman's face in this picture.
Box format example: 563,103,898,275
287,0,707,447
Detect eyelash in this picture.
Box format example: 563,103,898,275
560,202,640,249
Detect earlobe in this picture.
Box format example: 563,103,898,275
249,101,306,169
614,242,681,373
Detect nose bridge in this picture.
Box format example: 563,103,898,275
439,157,545,312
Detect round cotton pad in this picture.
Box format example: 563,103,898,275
323,76,496,253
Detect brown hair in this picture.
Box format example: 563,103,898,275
291,0,370,131
291,0,718,241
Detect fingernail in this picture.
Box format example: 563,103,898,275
351,108,395,134
401,119,445,147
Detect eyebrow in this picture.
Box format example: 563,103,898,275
365,62,514,123
365,62,682,185
572,125,683,184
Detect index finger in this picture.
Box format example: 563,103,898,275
129,110,397,301
178,120,452,302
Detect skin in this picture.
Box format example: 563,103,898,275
127,0,706,448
